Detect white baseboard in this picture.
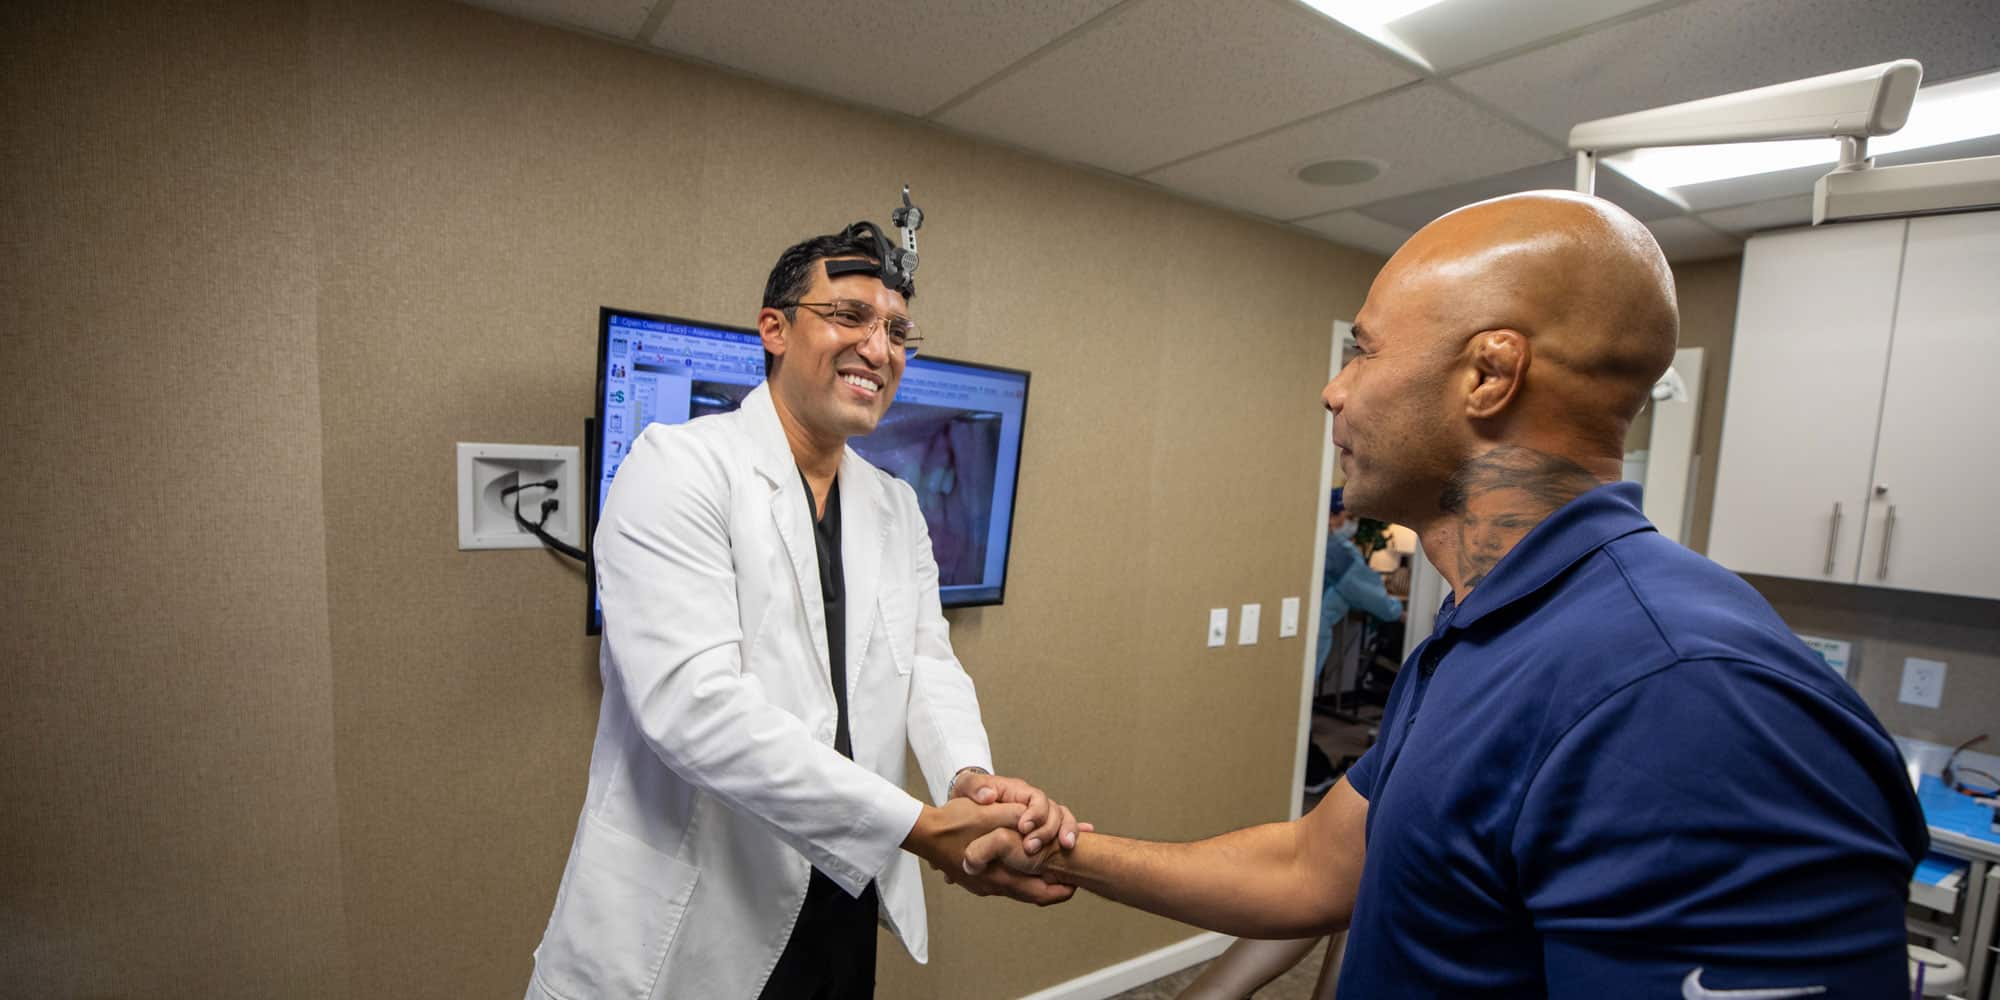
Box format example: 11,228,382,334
1016,931,1232,1000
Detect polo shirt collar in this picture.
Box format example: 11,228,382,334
1438,480,1655,634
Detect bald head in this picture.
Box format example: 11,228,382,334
1389,191,1679,435
1325,192,1679,527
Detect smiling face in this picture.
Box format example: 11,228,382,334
1321,264,1467,527
760,258,908,449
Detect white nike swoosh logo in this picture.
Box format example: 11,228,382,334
1682,968,1828,999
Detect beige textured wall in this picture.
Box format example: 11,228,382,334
6,0,1379,997
1662,256,2000,754
0,3,349,997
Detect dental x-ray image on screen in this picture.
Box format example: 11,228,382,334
589,307,1030,633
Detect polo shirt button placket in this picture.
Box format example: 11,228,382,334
1409,647,1444,728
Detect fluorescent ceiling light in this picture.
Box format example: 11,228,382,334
1607,69,2000,195
1606,139,1834,192
1298,0,1450,32
1296,0,1452,68
1873,70,2000,155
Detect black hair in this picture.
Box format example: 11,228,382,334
759,224,914,375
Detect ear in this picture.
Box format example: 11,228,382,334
1465,329,1527,420
758,306,790,362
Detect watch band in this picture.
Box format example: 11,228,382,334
949,765,991,798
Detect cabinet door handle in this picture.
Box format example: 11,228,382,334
1824,502,1842,575
1876,505,1897,581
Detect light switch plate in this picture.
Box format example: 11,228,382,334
1207,608,1228,648
1238,603,1261,645
1899,657,1946,708
1278,597,1300,638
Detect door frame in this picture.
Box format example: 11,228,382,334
1288,320,1351,817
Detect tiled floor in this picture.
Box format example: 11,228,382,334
1104,703,1377,1000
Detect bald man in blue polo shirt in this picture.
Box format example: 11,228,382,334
967,191,1927,998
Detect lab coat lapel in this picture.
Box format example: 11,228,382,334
743,384,831,683
838,450,888,693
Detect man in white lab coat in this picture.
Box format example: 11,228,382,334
526,225,1078,1000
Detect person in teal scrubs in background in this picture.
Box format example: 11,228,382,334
1316,487,1403,685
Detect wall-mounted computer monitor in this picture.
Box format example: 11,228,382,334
589,306,1031,634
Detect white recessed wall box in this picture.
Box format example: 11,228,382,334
457,442,582,551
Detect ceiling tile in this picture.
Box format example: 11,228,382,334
1141,83,1561,220
1645,216,1741,262
932,0,1419,175
652,0,1123,118
1353,156,1683,231
1697,195,1814,234
460,0,656,39
1390,0,1662,74
1294,211,1412,258
1450,0,2000,144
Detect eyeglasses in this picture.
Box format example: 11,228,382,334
785,299,922,357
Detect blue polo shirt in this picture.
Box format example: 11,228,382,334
1338,482,1925,998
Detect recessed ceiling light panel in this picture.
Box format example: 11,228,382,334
1296,0,1449,32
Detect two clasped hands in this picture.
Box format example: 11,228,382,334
902,770,1088,905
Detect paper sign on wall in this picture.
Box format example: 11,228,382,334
1796,634,1853,681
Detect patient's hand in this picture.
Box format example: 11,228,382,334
906,797,1075,905
952,771,1087,854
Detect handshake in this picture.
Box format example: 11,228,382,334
901,770,1091,906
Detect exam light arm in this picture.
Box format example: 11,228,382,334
1569,59,1922,155
1569,59,1923,195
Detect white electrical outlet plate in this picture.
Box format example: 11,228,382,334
457,442,582,550
1899,658,1946,708
1207,608,1228,648
1238,603,1261,645
1278,597,1300,638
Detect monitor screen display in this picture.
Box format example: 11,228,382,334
589,307,1030,633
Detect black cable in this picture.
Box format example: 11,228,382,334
1943,734,1990,795
500,479,559,500
1952,767,2000,795
1943,734,1987,781
505,480,588,563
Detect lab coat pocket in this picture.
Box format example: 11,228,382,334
533,816,699,1000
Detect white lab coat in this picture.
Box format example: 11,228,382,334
526,382,994,1000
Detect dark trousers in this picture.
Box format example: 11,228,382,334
758,870,879,1000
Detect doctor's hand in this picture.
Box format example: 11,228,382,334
951,771,1091,856
904,798,1075,906
960,821,1075,882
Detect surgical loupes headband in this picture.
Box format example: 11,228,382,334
823,185,924,299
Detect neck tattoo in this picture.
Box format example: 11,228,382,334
1436,446,1605,595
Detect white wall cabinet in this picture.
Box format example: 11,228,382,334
1709,211,2000,601
1708,219,1907,585
1863,213,2000,599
